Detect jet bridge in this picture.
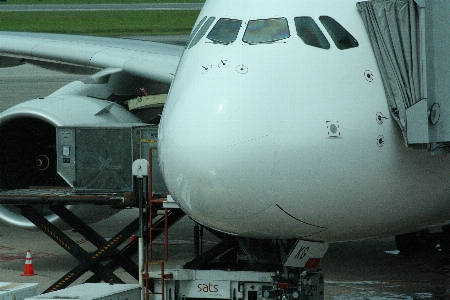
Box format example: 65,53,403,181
357,0,450,153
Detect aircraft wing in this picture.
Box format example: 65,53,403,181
0,32,184,228
0,32,184,84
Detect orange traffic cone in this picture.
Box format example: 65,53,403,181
21,250,35,276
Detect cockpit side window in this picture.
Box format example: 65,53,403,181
187,16,216,49
294,17,330,49
207,18,243,44
319,16,359,50
243,18,290,44
187,16,207,47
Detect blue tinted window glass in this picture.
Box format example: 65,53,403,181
207,18,242,44
243,18,290,44
294,17,330,49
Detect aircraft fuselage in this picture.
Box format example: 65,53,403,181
159,0,450,242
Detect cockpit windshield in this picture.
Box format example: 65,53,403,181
207,18,242,44
294,17,330,49
243,18,290,44
190,15,358,50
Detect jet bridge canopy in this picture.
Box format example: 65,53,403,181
357,0,450,152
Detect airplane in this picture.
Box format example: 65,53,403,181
0,0,449,290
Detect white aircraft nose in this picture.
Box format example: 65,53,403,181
158,66,329,238
158,72,280,230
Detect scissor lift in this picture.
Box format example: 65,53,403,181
0,185,184,294
0,124,184,293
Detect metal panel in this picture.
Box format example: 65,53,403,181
0,282,38,300
424,0,450,143
75,126,133,192
139,126,168,195
57,124,168,194
150,269,324,300
25,283,140,300
406,99,429,144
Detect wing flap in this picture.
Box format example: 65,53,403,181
0,32,183,84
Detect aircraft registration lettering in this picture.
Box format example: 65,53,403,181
284,241,329,268
294,246,309,260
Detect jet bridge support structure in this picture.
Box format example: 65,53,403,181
357,0,450,153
